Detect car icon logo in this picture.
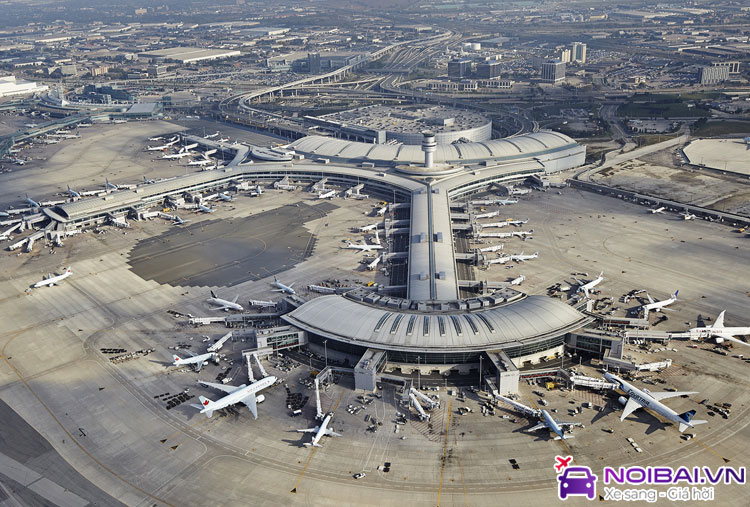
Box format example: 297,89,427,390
558,466,598,500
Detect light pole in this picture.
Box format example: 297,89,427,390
479,355,483,393
417,356,422,388
324,340,328,368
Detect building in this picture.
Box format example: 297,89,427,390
699,65,729,85
139,47,241,64
560,49,571,63
307,52,321,74
0,75,48,98
712,61,740,75
448,59,472,79
476,61,501,79
541,61,566,83
572,42,587,64
147,65,167,78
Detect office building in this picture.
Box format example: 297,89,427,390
560,49,571,63
541,61,566,83
476,61,501,79
699,65,729,85
712,61,740,75
448,59,472,79
308,52,321,74
572,42,587,64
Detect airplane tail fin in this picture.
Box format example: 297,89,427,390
210,290,217,299
678,410,708,431
713,311,725,329
198,396,215,418
647,294,655,304
673,290,679,300
173,355,182,363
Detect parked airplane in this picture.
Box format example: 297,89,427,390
184,142,199,151
576,272,604,298
641,291,678,314
688,311,750,346
197,203,215,213
272,276,295,295
496,199,519,205
172,351,218,372
510,251,538,262
194,375,276,419
358,224,378,232
25,194,41,208
205,131,221,139
297,412,341,447
249,185,264,197
495,395,581,440
604,372,706,433
105,179,119,191
218,193,232,202
67,185,81,198
172,215,190,225
375,206,387,216
510,274,525,286
207,290,244,311
163,151,191,160
148,136,164,142
147,144,170,151
142,176,156,184
344,240,383,252
680,212,697,220
317,189,336,199
33,267,72,288
249,299,276,308
650,207,666,214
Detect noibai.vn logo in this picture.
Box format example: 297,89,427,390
554,456,746,502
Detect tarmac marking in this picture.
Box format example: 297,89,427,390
436,398,452,507
1,331,176,507
450,405,469,507
692,436,730,463
291,391,344,494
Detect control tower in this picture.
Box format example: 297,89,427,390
421,131,437,169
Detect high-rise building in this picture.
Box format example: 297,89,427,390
572,42,587,64
541,61,566,83
307,52,321,74
560,49,571,63
699,65,729,85
476,61,501,79
448,59,472,79
712,61,740,74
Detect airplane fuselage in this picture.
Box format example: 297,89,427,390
201,375,276,415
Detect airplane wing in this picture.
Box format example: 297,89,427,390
195,359,206,371
297,428,317,433
231,295,239,304
724,336,750,346
241,393,258,419
620,397,641,421
649,391,697,401
327,430,342,437
210,305,229,311
557,421,583,428
528,422,547,432
647,294,655,304
199,381,246,394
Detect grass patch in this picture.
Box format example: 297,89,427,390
617,93,712,118
692,120,750,137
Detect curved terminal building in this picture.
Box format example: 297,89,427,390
43,129,589,392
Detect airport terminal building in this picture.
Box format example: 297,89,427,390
42,129,588,390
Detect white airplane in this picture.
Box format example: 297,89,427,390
105,179,119,191
688,311,750,346
25,195,41,208
142,176,156,184
478,230,533,239
344,240,383,252
194,375,276,419
496,199,519,205
205,131,221,139
218,193,233,202
188,153,213,166
680,212,697,220
147,144,170,151
163,151,191,160
184,142,199,150
478,244,504,253
650,207,666,214
604,372,706,433
207,290,244,311
148,136,165,141
317,189,336,199
172,351,218,372
172,216,190,225
249,299,276,308
272,276,295,295
510,274,525,285
366,255,382,271
249,185,264,197
67,185,81,198
575,271,604,298
298,412,341,447
33,267,72,288
375,206,387,216
358,224,378,232
641,290,678,314
217,137,230,143
510,251,538,262
495,395,581,440
42,138,60,145
197,203,215,213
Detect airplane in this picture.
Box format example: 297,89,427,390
172,351,218,372
272,276,296,295
358,224,378,232
197,203,215,214
317,189,336,199
148,136,165,141
510,274,525,286
25,194,41,208
249,185,264,197
495,395,581,440
249,299,277,308
142,176,156,184
172,216,190,225
478,244,504,253
218,193,233,202
188,158,213,166
495,199,519,205
193,375,277,419
217,137,230,143
297,412,341,447
575,271,604,298
680,212,697,220
162,151,191,160
641,290,678,314
650,207,666,214
42,138,60,145
510,251,539,262
67,185,81,198
604,372,706,433
184,143,199,151
33,267,72,288
205,131,221,139
0,211,9,218
146,144,170,151
105,179,119,191
688,311,750,346
207,290,244,311
344,240,383,252
375,206,387,216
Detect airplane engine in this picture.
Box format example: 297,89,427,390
715,337,725,344
618,396,628,407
